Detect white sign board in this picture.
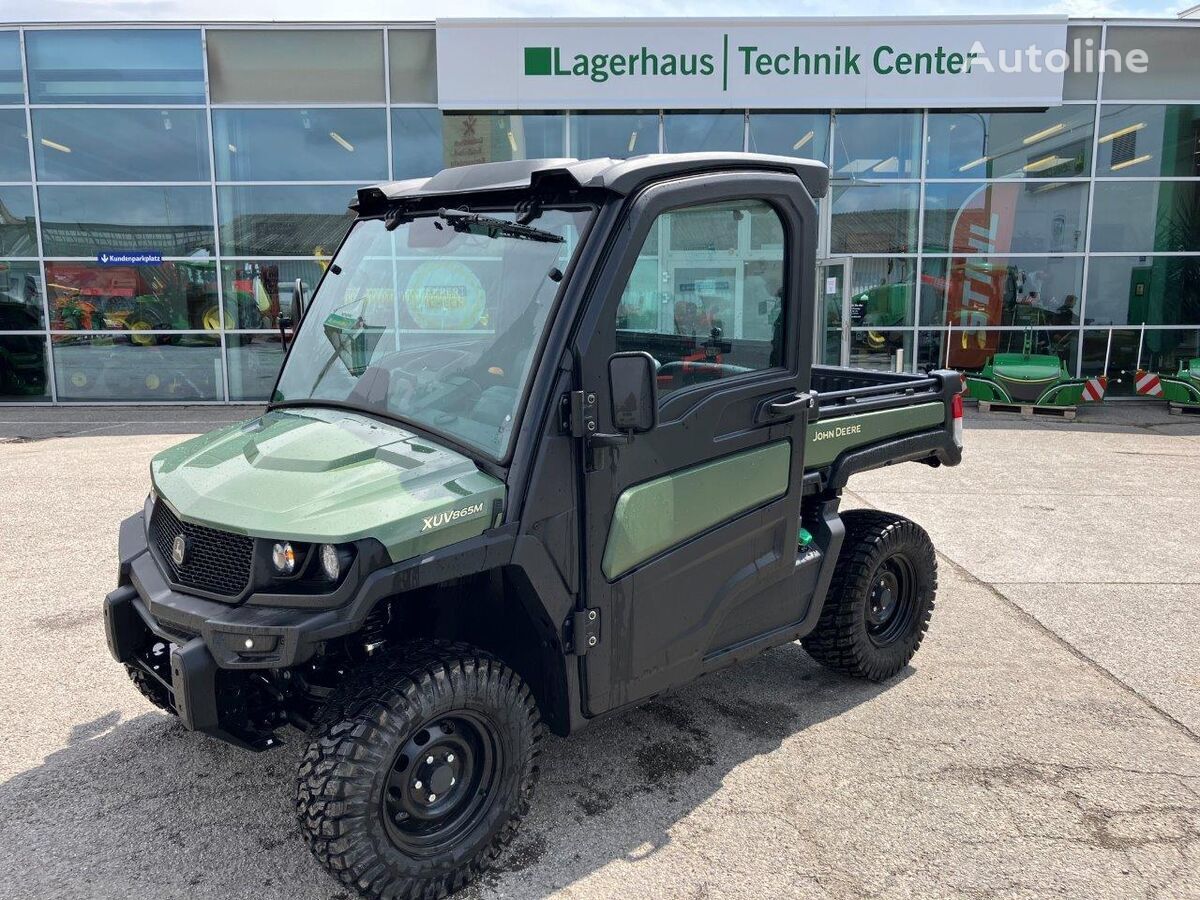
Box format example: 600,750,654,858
436,17,1069,110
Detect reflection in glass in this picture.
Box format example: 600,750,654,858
1103,27,1200,102
1080,328,1200,397
226,333,286,400
0,32,22,103
206,30,384,104
0,187,38,257
925,107,1094,179
832,113,921,179
388,30,437,104
1084,256,1200,327
830,184,919,253
1063,26,1100,101
922,181,1088,255
213,108,387,183
847,257,917,329
1094,105,1200,177
0,335,49,401
0,110,30,182
0,261,45,329
32,108,209,182
919,256,1084,329
921,327,1079,376
392,108,444,180
663,112,745,152
39,185,214,257
52,335,221,402
1091,181,1200,253
221,259,330,330
748,112,829,162
569,112,660,159
848,330,914,372
614,199,787,394
217,185,356,258
45,261,219,334
25,29,205,104
442,113,565,167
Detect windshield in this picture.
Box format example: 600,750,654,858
273,206,592,458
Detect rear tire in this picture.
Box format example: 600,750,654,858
802,510,936,681
296,641,543,900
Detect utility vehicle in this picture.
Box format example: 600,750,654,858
104,153,964,899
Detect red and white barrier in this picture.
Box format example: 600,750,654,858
1081,375,1106,403
1135,370,1164,397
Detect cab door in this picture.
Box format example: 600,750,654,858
572,172,820,715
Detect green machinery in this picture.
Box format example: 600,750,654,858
964,329,1094,408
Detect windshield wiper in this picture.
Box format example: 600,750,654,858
437,208,564,244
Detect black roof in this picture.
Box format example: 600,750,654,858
355,153,829,214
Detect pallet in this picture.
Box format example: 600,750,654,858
979,400,1076,421
1168,402,1200,416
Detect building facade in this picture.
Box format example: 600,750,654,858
0,19,1197,403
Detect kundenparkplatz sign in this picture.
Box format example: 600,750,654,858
436,17,1070,110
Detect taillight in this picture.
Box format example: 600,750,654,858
951,391,964,448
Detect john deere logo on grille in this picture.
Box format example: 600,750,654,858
171,534,188,566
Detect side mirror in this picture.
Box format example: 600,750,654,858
608,351,658,434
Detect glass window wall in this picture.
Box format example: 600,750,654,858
44,260,220,333
25,29,205,104
51,334,222,402
32,108,210,182
0,186,37,257
920,256,1085,329
747,112,830,162
832,113,921,180
212,108,387,183
831,184,919,254
925,107,1094,180
1103,26,1200,102
391,108,444,180
388,30,437,104
1094,104,1200,178
1090,181,1200,253
0,109,30,182
569,112,660,159
0,261,44,329
922,181,1089,255
663,111,745,152
220,258,329,330
1084,256,1200,327
38,185,214,257
0,31,23,104
441,112,565,167
217,185,355,258
207,30,384,103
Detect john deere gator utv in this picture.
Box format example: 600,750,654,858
103,153,964,899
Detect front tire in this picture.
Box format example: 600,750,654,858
802,510,936,681
296,641,543,900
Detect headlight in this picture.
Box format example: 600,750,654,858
319,543,341,581
271,541,297,575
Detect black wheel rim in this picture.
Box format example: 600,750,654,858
865,553,917,647
381,711,502,858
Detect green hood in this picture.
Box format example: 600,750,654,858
151,407,505,562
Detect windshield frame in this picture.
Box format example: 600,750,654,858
266,198,600,468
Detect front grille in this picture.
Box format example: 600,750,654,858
150,501,254,599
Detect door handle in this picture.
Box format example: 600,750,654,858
767,391,816,416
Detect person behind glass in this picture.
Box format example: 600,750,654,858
1051,294,1079,326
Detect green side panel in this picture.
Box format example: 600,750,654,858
965,376,1009,403
150,408,505,563
804,402,944,469
1039,382,1085,406
1160,376,1200,405
601,441,791,581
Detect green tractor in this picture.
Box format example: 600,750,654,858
964,329,1099,408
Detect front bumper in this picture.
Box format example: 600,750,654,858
104,511,515,749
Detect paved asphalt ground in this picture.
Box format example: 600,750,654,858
1,403,1198,899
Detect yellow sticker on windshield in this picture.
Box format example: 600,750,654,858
403,261,486,330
